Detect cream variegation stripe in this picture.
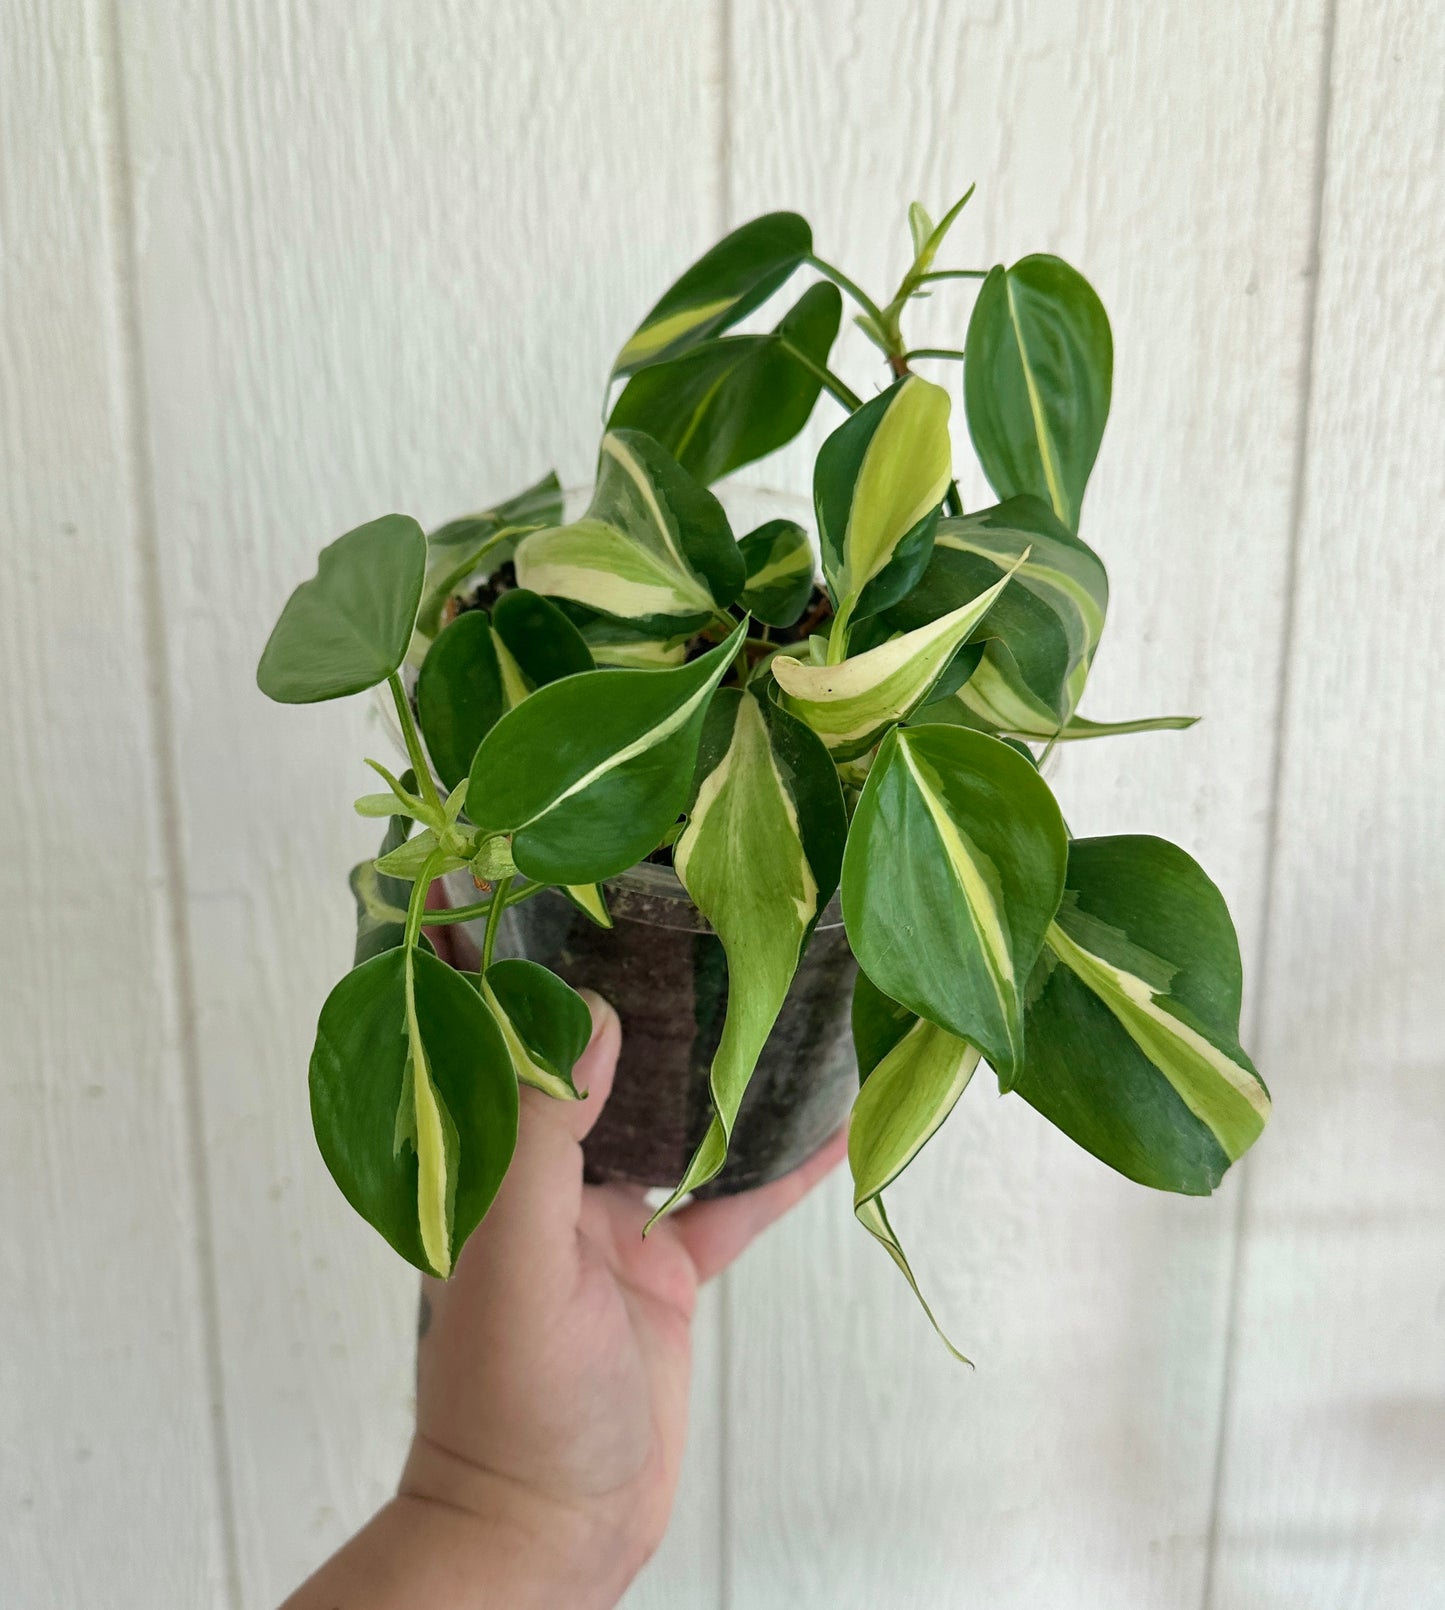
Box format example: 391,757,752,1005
745,545,813,591
564,883,612,927
898,736,1019,1063
492,633,531,711
402,953,454,1276
615,295,736,370
934,528,1105,649
480,976,579,1102
516,521,713,619
1005,274,1067,521
600,433,697,587
1046,919,1271,1158
774,555,1023,751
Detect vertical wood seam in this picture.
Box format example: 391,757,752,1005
1198,0,1341,1600
95,2,243,1602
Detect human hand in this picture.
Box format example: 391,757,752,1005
284,991,844,1609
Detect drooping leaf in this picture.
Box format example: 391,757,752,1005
964,256,1112,532
842,725,1068,1076
560,882,613,928
886,496,1108,730
415,612,506,791
770,556,1021,759
816,375,953,644
737,519,816,628
913,690,1198,745
415,472,563,640
610,212,812,379
1012,835,1270,1194
481,959,593,1102
608,282,843,484
257,515,426,703
491,589,594,687
467,621,746,885
849,970,979,1362
650,689,847,1220
309,946,518,1276
514,431,744,627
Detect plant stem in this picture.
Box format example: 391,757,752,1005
480,877,507,971
404,848,446,953
779,339,863,412
388,673,443,816
422,881,543,927
805,253,889,331
915,269,988,282
903,347,967,362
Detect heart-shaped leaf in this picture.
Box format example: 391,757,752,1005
416,612,506,791
515,431,744,628
816,375,952,647
257,514,425,703
309,946,518,1277
607,282,842,484
650,688,847,1221
738,519,815,628
467,621,745,884
481,959,593,1102
964,256,1112,532
610,212,813,379
771,555,1021,758
842,725,1067,1076
849,970,979,1361
1012,835,1270,1193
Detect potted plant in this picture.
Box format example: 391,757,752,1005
257,190,1270,1353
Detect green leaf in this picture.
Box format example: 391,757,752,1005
349,775,429,964
515,431,744,627
374,827,468,881
467,621,746,884
560,882,613,928
611,212,813,378
886,495,1109,730
964,256,1112,532
607,282,843,484
842,725,1068,1076
481,959,593,1102
309,946,518,1276
771,554,1021,759
816,375,953,644
650,689,847,1220
257,515,426,703
1012,835,1270,1194
738,519,816,629
415,612,505,791
849,970,979,1363
415,472,563,640
491,589,594,687
560,605,692,669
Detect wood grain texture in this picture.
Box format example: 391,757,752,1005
114,3,724,1601
724,2,1327,1603
1208,1,1445,1602
0,2,228,1604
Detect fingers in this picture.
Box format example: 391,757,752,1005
527,989,621,1143
669,1127,848,1285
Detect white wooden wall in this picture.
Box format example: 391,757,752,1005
3,2,1441,1605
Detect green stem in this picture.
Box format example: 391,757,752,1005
902,347,967,363
422,881,543,927
915,269,988,282
480,878,507,971
779,338,863,412
388,673,443,816
805,253,889,331
404,847,447,953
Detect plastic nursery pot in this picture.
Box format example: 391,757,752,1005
440,863,858,1197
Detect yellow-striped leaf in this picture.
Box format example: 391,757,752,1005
816,375,952,652
467,621,745,885
515,431,744,628
481,958,593,1102
1013,835,1270,1194
610,212,812,379
771,555,1022,759
649,689,847,1221
738,519,816,628
842,725,1068,1077
849,971,979,1361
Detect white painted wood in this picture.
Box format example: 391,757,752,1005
115,3,725,1602
1208,2,1445,1603
725,2,1327,1604
0,3,228,1605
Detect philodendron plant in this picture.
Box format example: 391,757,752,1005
258,191,1271,1352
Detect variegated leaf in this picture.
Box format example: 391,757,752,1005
515,431,744,627
481,959,593,1102
771,555,1022,759
649,689,847,1221
1013,835,1270,1194
842,725,1068,1077
849,971,979,1361
467,622,746,884
964,256,1112,532
416,612,506,790
816,374,952,651
738,519,816,628
610,212,812,379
